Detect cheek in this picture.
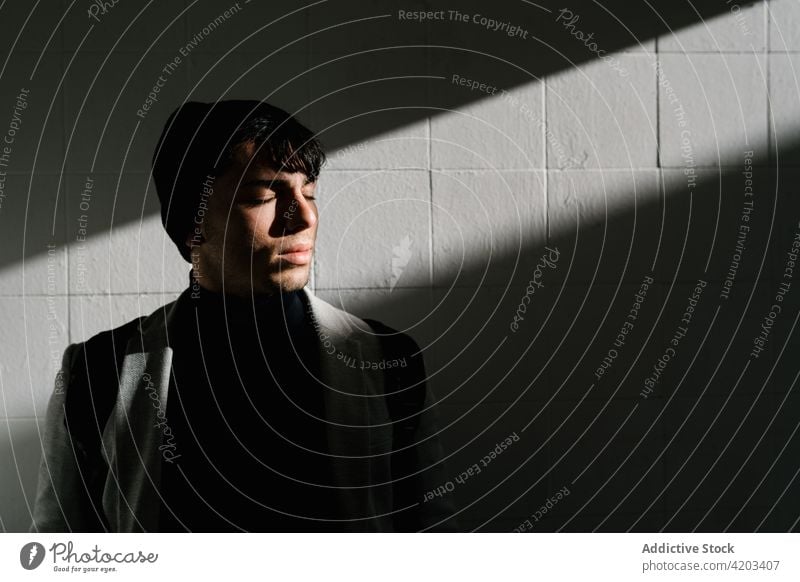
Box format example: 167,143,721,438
236,207,276,244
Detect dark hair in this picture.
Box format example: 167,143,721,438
152,100,326,262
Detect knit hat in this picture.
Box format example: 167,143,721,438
151,100,325,262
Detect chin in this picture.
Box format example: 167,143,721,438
266,268,309,293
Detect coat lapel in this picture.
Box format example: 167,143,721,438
302,292,385,530
101,286,384,532
100,291,183,532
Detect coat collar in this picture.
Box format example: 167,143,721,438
100,286,384,532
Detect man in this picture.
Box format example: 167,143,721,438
30,100,456,532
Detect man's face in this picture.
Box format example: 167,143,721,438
187,141,319,297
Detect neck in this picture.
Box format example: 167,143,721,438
187,270,304,323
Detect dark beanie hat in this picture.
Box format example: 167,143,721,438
151,100,325,262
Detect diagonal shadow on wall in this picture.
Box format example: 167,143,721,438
0,0,764,275
4,0,798,533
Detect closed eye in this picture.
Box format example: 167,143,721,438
242,193,316,205
242,197,276,206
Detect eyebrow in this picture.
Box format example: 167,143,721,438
240,176,312,189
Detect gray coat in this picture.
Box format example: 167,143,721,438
30,287,456,532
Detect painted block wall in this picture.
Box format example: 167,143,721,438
2,0,797,532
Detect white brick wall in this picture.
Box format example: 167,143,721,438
2,0,795,531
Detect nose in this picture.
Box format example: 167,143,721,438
280,187,317,234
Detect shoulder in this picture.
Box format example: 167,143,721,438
61,299,177,414
68,314,148,370
301,289,422,359
68,295,182,366
361,317,422,361
301,289,367,334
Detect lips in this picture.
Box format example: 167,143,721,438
281,243,312,254
277,242,313,266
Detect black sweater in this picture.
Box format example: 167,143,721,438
158,276,342,532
